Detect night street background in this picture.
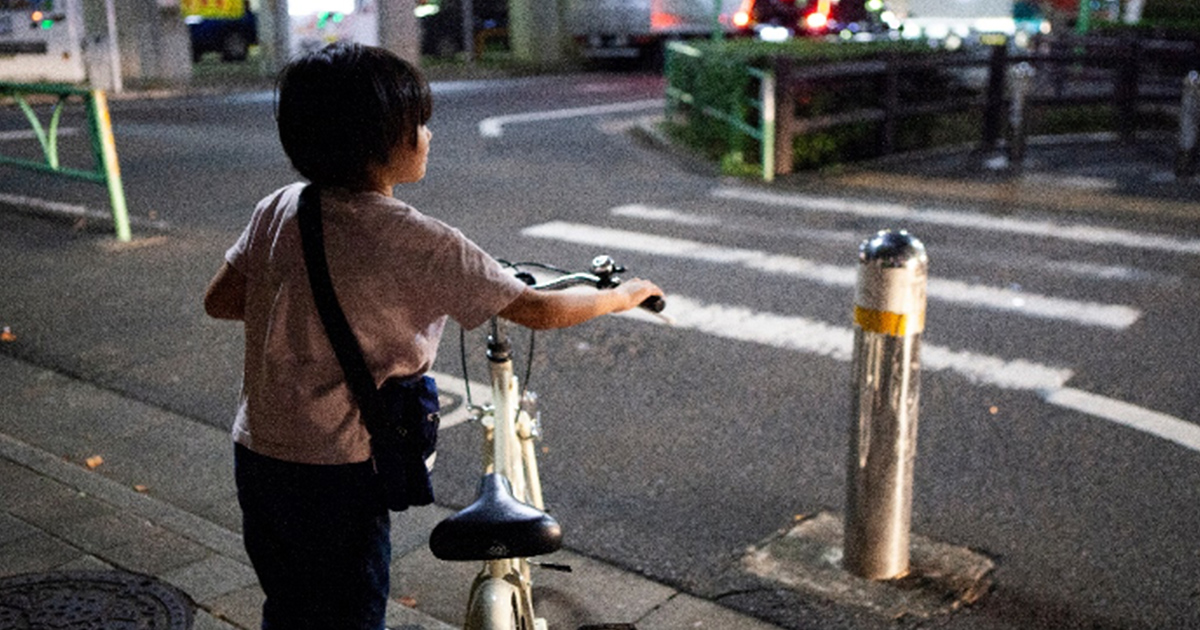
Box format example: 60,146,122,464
2,71,1199,629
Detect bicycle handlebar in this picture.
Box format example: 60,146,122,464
507,255,665,313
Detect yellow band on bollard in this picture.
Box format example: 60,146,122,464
854,305,925,337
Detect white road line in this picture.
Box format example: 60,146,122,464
478,99,664,138
1044,388,1200,453
425,370,487,430
713,187,1200,256
1023,173,1118,191
0,192,95,217
611,203,725,227
596,115,661,135
619,295,1199,454
0,128,79,142
612,202,858,237
0,193,168,233
522,221,1141,330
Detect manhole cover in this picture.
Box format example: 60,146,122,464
0,570,194,629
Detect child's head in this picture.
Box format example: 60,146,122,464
276,42,432,189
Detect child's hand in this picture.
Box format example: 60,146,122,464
617,278,664,313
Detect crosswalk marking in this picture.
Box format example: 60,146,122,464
618,296,1198,454
614,203,1175,284
1044,388,1200,453
618,294,1074,391
522,221,1142,330
713,187,1200,256
525,200,1198,454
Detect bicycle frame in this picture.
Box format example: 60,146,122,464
462,316,547,630
432,255,663,630
483,317,544,512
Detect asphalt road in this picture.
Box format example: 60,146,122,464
2,71,1199,629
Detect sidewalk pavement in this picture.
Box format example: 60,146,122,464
0,353,784,630
785,132,1200,222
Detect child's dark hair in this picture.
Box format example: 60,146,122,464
276,42,432,187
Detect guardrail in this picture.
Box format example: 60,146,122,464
983,35,1200,153
0,82,131,241
665,35,1200,180
768,49,981,174
664,41,777,182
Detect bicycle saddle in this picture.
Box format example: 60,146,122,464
429,473,563,561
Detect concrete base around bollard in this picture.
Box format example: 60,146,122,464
741,512,994,621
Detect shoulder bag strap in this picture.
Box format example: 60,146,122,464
295,184,386,434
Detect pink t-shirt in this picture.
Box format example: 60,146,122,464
226,183,526,465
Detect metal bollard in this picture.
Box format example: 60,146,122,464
844,229,928,580
1007,62,1036,168
1176,71,1200,179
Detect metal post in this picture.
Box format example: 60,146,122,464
1115,38,1140,144
844,229,927,581
760,70,776,183
712,0,723,41
773,57,794,175
1176,71,1200,178
1007,62,1036,168
102,0,123,93
1075,0,1092,35
461,0,475,63
981,44,1008,153
87,90,132,242
880,55,899,156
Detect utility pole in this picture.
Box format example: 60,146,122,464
509,0,563,66
380,0,421,64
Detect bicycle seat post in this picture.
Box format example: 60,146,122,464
487,317,511,364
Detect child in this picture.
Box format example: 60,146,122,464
203,41,662,630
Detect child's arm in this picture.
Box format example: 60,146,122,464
204,262,247,321
498,278,662,330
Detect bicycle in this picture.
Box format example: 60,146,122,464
429,255,664,630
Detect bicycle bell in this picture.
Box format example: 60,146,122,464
590,255,624,288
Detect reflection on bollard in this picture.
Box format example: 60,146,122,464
844,229,928,581
1177,71,1200,179
1007,62,1036,168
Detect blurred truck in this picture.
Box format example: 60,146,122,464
889,0,1020,38
564,0,742,62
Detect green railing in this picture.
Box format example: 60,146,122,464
0,82,131,241
664,41,776,182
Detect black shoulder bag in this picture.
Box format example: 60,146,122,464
296,184,440,512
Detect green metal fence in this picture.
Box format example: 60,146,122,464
0,83,131,241
664,41,776,182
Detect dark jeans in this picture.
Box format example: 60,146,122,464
235,443,391,630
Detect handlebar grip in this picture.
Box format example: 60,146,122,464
640,295,666,313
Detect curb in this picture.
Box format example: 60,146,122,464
0,353,785,630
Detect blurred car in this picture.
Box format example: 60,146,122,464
733,0,887,41
186,10,258,62
418,0,507,57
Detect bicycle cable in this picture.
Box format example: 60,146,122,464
460,260,540,409
459,324,472,408
459,319,538,407
521,327,535,398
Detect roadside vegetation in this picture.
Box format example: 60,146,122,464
663,30,1194,176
